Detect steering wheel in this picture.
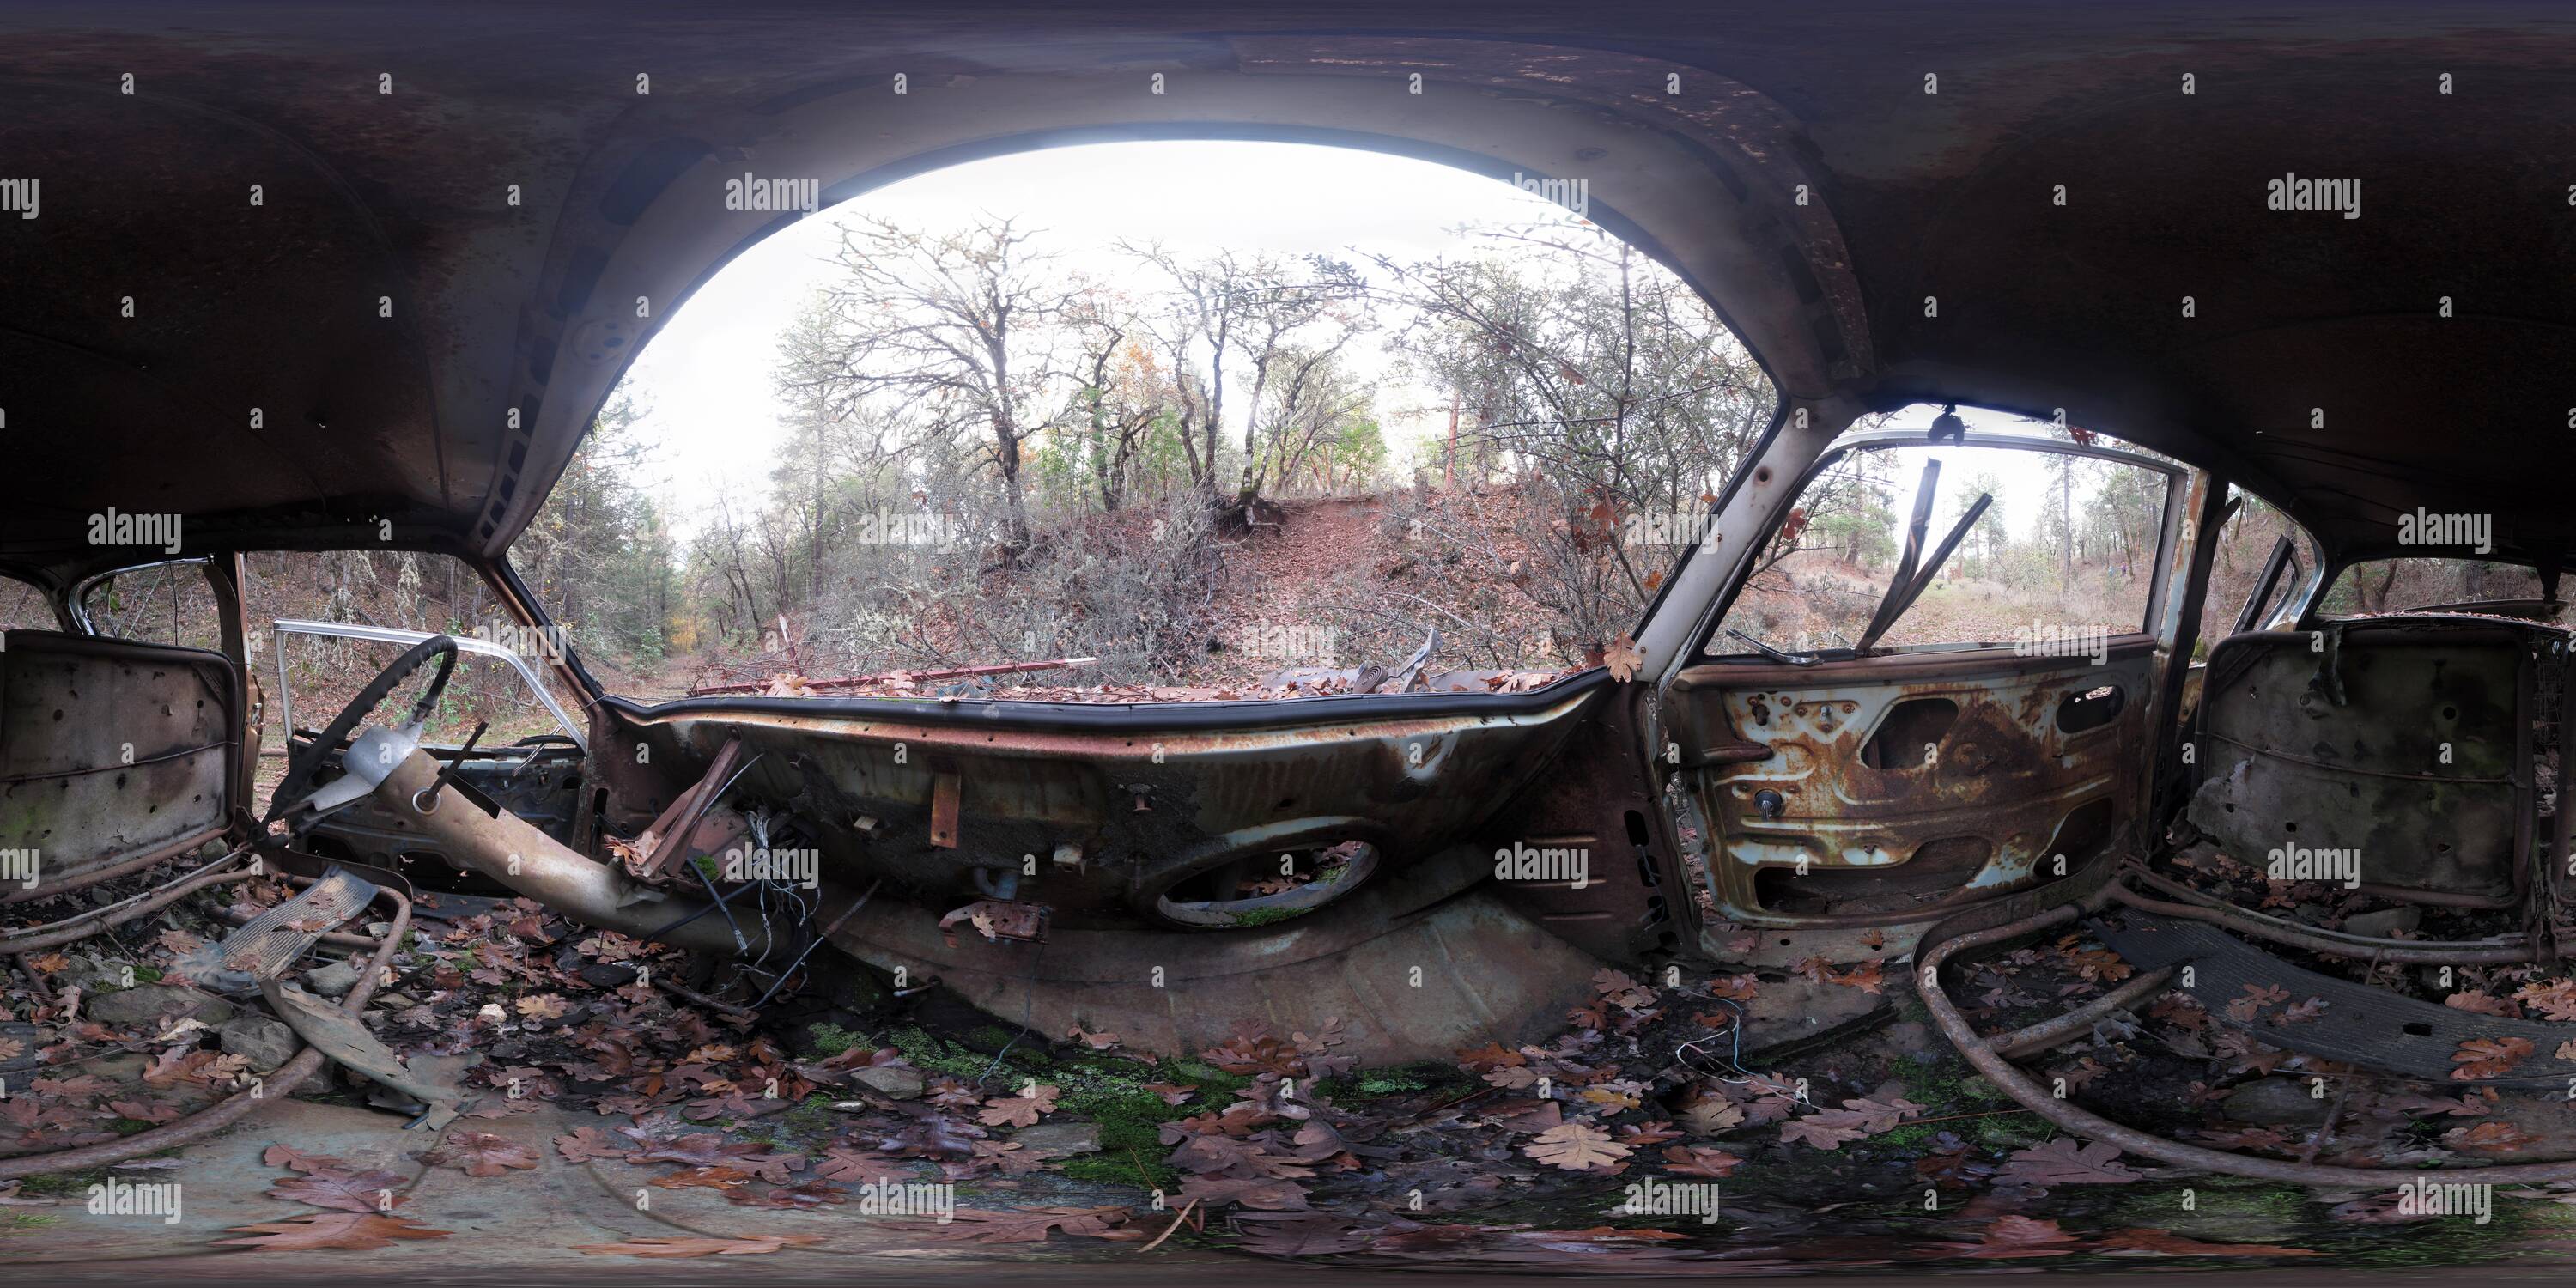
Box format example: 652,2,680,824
264,635,459,825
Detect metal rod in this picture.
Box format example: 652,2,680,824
685,656,1100,697
1915,890,2576,1186
1988,965,2177,1059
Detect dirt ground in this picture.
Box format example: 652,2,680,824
11,848,2576,1280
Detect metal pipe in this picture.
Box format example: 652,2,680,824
0,854,258,954
2108,880,2533,964
1989,965,2177,1059
369,750,762,955
0,828,229,907
1917,895,2576,1186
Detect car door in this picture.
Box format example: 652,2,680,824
1658,424,2204,964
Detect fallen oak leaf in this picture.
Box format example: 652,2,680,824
1999,1137,2138,1185
2093,1227,2318,1257
1824,959,1886,995
1231,1211,1376,1255
650,1165,755,1190
1660,1145,1742,1178
1778,1114,1868,1151
2225,982,2292,1024
911,1205,1138,1244
262,1145,348,1175
1601,634,1645,683
571,1234,825,1258
2445,1121,2537,1154
267,1168,409,1214
2452,1036,2537,1081
1523,1122,1632,1172
514,993,570,1021
1933,1214,2085,1259
977,1083,1060,1128
726,1180,846,1209
2444,992,2520,1018
553,1126,633,1163
217,1212,451,1251
425,1130,540,1176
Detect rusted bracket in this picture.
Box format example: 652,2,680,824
929,770,963,848
637,736,744,879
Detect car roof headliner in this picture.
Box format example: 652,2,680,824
6,1,2572,582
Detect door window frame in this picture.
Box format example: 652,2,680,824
270,618,588,750
1695,424,2192,661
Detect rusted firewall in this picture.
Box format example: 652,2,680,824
823,847,1602,1066
2190,620,2538,903
605,686,1603,931
1669,644,2154,939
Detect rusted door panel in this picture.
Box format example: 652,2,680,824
1668,641,2155,932
2189,622,2536,904
0,631,235,901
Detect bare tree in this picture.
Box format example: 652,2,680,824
1061,286,1176,512
781,216,1071,561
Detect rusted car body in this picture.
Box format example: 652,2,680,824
7,3,2576,1176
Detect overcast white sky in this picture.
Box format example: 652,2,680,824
609,138,2096,539
611,140,1592,535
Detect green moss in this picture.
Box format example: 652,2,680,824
808,1023,860,1057
1313,1060,1478,1103
1894,1050,2010,1113
885,1024,1048,1080
12,1168,107,1198
0,1212,58,1236
777,1093,838,1138
1229,906,1301,928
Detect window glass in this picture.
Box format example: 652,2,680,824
1711,437,2168,657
